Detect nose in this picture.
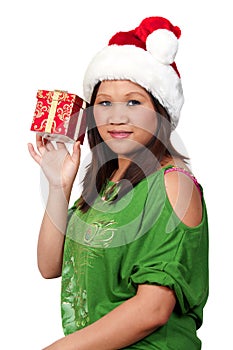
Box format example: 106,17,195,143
108,102,129,124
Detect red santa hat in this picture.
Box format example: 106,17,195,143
83,16,184,129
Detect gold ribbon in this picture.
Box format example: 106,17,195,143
45,90,61,132
81,100,86,109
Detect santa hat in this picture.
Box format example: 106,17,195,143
83,16,184,129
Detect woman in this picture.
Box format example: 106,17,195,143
28,16,208,349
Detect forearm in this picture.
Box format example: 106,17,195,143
65,297,158,349
43,285,175,350
44,297,153,349
28,138,81,278
37,185,72,278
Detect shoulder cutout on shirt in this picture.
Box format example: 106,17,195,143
164,169,203,227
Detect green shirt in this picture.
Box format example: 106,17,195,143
61,166,209,349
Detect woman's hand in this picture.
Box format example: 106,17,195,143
28,134,81,190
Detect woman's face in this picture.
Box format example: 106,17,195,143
93,80,158,157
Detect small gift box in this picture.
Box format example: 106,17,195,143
30,89,87,143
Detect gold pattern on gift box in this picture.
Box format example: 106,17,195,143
32,102,49,131
57,104,71,120
39,90,52,101
34,101,48,119
56,104,72,133
37,90,69,103
35,118,57,131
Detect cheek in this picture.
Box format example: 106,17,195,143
93,108,108,140
96,126,108,141
93,106,107,128
134,110,158,135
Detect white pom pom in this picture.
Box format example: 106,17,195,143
146,29,178,65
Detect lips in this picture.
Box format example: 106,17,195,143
108,130,133,139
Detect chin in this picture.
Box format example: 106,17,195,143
105,140,145,158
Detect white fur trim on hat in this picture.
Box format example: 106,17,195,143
83,44,184,129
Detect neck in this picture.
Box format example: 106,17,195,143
110,157,131,182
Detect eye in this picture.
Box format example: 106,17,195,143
127,100,141,106
98,101,112,106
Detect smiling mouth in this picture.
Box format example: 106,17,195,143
108,131,133,139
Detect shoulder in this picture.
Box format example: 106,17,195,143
164,167,203,227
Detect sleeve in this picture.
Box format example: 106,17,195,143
129,201,209,319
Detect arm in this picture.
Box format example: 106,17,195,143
42,168,201,348
28,135,81,278
43,284,176,350
164,169,203,227
36,185,70,278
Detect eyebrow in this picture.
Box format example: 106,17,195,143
96,91,147,99
95,93,112,99
124,91,147,98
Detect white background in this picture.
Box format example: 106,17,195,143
0,0,232,348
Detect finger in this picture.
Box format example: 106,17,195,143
71,141,81,164
36,134,46,154
36,133,44,147
42,137,49,146
56,141,67,150
45,141,55,151
28,143,42,165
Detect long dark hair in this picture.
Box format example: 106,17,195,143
78,82,187,213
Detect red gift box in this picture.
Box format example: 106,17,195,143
30,89,87,143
